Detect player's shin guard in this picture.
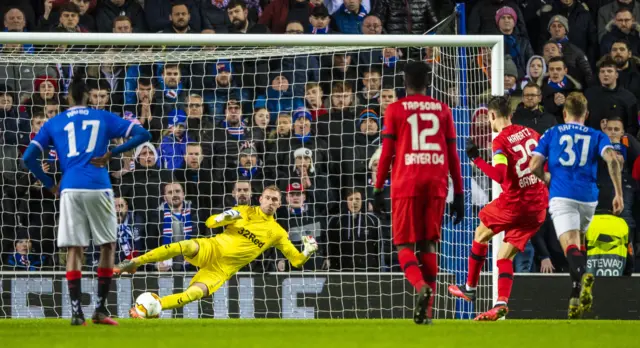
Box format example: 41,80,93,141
496,259,514,304
160,286,204,310
96,268,113,313
66,270,83,317
565,244,586,298
467,241,488,290
398,248,427,291
135,240,198,265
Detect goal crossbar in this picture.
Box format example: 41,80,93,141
0,32,505,96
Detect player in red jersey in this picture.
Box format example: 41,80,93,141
447,96,549,321
373,61,465,325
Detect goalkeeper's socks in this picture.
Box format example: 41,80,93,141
565,244,585,298
467,241,488,288
66,270,83,316
398,248,426,291
496,258,514,303
96,268,114,313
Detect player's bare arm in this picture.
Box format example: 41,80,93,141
602,147,624,215
529,154,549,185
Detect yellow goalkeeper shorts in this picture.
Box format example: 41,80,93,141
185,238,230,295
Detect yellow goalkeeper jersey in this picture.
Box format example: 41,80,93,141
204,205,309,275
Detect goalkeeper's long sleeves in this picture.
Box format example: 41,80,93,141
205,209,241,229
275,237,310,269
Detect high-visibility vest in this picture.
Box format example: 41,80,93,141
586,214,628,277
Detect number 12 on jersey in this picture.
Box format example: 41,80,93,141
407,113,441,151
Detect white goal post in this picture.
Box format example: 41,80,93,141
0,32,505,319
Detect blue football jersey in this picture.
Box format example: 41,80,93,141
31,106,134,191
532,123,612,203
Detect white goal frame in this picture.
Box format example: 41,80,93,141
0,32,506,317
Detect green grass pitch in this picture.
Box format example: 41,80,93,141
0,319,636,348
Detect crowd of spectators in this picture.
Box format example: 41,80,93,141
0,0,638,276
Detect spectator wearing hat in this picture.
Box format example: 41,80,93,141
6,228,47,271
324,189,382,271
159,109,194,170
497,6,534,78
545,15,594,86
540,56,583,123
468,0,528,37
519,55,547,90
274,181,323,271
538,0,597,65
597,0,640,41
503,55,523,110
23,75,61,119
310,4,331,33
225,143,273,194
342,108,381,191
255,73,304,123
585,56,639,135
600,8,640,58
211,98,260,172
203,59,244,124
278,146,334,218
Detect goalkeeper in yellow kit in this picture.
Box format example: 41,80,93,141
114,186,319,317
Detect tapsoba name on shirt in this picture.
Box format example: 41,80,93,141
401,101,443,111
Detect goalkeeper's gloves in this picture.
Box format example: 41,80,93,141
214,209,241,223
302,236,318,257
451,193,465,225
372,188,386,214
465,138,480,161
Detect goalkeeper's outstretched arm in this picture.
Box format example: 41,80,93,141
205,209,242,229
275,235,318,268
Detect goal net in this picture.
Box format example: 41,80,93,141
0,29,503,319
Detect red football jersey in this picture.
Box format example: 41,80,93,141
493,124,548,212
380,95,456,198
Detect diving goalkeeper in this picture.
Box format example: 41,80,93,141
114,185,318,316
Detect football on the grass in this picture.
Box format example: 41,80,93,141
134,292,162,318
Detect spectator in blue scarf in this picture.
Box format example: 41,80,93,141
309,5,330,33
7,228,46,271
496,6,533,78
331,0,367,34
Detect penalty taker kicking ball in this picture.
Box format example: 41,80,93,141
134,292,162,318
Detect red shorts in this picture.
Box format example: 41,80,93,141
392,197,446,245
479,199,546,252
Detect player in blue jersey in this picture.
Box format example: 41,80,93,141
22,76,152,326
529,92,623,319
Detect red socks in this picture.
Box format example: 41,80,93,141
398,248,426,291
496,258,514,304
466,241,488,289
